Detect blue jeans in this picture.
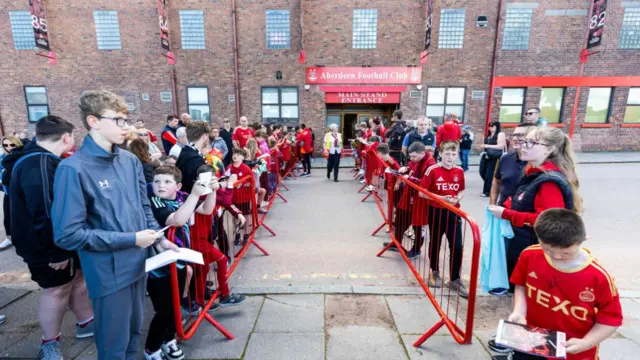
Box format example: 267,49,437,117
460,149,470,171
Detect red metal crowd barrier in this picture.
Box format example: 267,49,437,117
166,174,270,341
368,171,482,346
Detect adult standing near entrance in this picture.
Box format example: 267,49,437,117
435,114,462,158
480,121,506,197
385,110,407,166
161,115,180,155
402,117,435,158
298,124,313,177
324,124,343,182
488,127,582,293
219,118,234,166
232,116,254,149
0,135,24,251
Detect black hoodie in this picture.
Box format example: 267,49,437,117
176,145,206,194
3,142,72,264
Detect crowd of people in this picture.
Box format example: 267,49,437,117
0,90,315,360
0,94,624,360
342,108,622,360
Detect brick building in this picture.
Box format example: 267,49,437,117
0,0,639,152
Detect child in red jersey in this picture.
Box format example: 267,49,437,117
420,140,468,298
382,142,436,257
507,209,622,360
226,148,255,243
362,135,383,192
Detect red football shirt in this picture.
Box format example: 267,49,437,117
226,163,253,204
420,164,465,208
511,246,623,360
232,127,255,149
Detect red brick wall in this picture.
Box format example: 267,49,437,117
0,0,638,152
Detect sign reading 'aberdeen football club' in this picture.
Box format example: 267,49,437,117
157,0,170,51
29,0,50,51
306,67,422,85
587,0,607,49
325,92,401,104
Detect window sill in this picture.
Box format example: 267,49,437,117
500,123,519,128
580,123,613,128
549,123,565,128
620,123,640,128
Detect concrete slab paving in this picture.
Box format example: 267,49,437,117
599,338,640,360
0,290,40,334
0,287,29,308
254,295,324,333
180,296,264,359
326,326,407,360
402,334,490,360
621,298,640,319
386,295,453,336
243,333,324,360
325,295,395,329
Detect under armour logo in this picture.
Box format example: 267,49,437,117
98,180,110,189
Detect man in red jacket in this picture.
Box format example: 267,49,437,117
436,114,462,160
298,124,313,176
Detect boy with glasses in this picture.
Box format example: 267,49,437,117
52,90,178,360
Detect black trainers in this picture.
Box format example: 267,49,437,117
160,339,185,360
219,293,247,308
405,249,421,260
382,242,400,252
180,298,201,316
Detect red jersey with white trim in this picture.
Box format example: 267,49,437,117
226,163,253,204
511,246,623,360
420,164,465,208
232,127,255,149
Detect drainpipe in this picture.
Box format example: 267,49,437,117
171,67,179,115
231,0,241,124
484,0,505,136
568,2,595,139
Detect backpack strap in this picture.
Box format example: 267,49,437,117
10,152,60,183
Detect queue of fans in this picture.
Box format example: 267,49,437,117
350,109,622,360
0,90,312,360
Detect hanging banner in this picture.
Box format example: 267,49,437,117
306,67,423,85
29,0,50,51
157,0,171,51
420,0,435,64
587,0,607,49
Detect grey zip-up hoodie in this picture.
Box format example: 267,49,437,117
52,135,160,299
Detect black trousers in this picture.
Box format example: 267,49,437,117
327,153,341,180
389,150,405,166
427,206,463,281
506,233,537,293
145,268,187,352
393,209,423,253
302,153,312,173
482,157,498,195
3,195,10,237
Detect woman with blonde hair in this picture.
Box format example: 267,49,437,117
324,124,343,182
244,138,261,160
489,127,581,292
0,135,24,250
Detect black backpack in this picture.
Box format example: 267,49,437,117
388,123,407,150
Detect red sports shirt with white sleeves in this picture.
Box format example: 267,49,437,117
511,246,623,360
232,127,255,149
420,164,465,208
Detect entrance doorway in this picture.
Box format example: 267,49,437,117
343,114,358,141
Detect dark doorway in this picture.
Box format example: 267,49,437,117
343,113,358,143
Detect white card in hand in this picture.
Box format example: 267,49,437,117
198,172,213,195
145,248,204,273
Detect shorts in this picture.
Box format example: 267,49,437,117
27,255,81,289
236,202,252,215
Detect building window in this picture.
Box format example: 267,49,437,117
266,10,290,49
93,11,121,50
24,86,49,123
9,11,35,50
502,8,532,50
261,87,299,125
539,88,564,123
499,88,525,123
352,9,378,49
619,8,640,49
624,88,640,123
180,10,205,49
186,87,210,122
439,8,466,49
584,88,612,124
426,87,466,125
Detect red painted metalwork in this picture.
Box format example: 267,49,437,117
493,76,640,88
319,86,408,92
231,0,241,124
484,0,505,136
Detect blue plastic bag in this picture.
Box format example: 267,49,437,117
479,207,514,294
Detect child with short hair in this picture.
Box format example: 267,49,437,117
267,139,282,198
507,209,622,360
227,148,256,242
420,140,468,298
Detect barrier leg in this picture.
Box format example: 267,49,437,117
376,240,395,257
203,313,235,340
280,182,290,191
260,221,276,236
371,222,386,236
277,192,288,203
413,318,445,347
360,192,372,202
358,183,367,193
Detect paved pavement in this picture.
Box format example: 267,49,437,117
1,152,640,359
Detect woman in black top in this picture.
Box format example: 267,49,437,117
481,121,506,197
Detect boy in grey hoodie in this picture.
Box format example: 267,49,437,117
52,90,177,360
